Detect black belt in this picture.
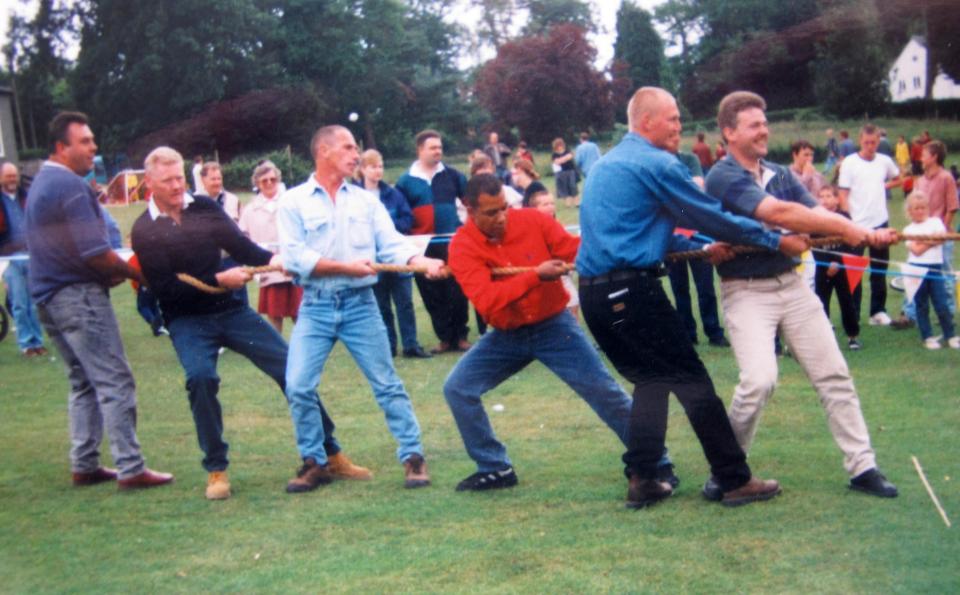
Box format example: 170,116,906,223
579,266,666,287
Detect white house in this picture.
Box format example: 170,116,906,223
888,36,960,103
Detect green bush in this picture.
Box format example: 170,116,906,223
220,149,314,192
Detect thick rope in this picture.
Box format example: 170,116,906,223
177,233,960,294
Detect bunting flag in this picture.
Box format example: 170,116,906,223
841,254,870,294
900,263,928,304
673,227,696,238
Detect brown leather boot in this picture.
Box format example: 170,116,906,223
626,474,673,509
721,476,781,507
403,454,430,488
286,458,333,494
327,452,373,480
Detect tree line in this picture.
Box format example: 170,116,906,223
3,0,957,164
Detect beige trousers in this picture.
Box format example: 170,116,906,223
721,270,876,477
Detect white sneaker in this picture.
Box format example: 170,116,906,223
948,336,960,349
924,337,942,350
869,312,893,326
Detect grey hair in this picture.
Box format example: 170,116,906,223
251,160,282,188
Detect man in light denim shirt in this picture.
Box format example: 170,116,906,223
278,125,446,493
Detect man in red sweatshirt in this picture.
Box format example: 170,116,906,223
443,173,675,499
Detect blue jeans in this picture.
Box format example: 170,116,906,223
667,259,724,342
443,311,670,473
372,272,420,353
286,286,423,465
913,265,956,340
37,283,145,478
167,306,340,471
904,241,955,320
3,259,44,350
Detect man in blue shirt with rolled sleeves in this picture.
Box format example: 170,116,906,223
577,87,808,510
278,125,447,493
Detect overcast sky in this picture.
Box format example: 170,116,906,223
1,0,668,70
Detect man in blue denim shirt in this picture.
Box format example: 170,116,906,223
577,87,808,509
278,125,446,492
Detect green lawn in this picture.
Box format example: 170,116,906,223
1,154,958,593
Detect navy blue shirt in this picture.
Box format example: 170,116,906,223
705,156,817,279
576,133,781,277
26,162,113,304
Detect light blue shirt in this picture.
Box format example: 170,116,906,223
574,141,601,177
278,174,419,293
577,133,782,277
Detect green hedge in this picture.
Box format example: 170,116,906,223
220,149,314,192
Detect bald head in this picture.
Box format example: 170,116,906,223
1,162,20,194
626,87,682,153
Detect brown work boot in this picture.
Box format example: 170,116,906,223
205,471,231,500
285,457,333,494
625,474,673,509
327,452,373,480
403,454,431,488
721,476,781,507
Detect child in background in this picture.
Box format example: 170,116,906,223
813,185,862,350
527,189,579,320
903,191,959,350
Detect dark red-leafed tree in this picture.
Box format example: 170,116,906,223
474,24,614,145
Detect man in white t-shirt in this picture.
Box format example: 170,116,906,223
838,124,900,326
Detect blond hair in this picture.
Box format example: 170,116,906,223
904,190,929,216
144,146,184,175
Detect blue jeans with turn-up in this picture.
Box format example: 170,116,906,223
443,310,670,473
167,305,341,472
285,286,423,465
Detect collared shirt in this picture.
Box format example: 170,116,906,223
396,161,466,235
916,168,959,222
26,161,112,303
148,193,195,220
449,209,580,331
706,156,817,279
131,195,272,321
576,133,781,277
278,174,419,293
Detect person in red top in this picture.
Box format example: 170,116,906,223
443,174,675,493
691,132,714,173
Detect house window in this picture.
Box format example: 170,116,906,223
914,76,922,89
899,81,906,92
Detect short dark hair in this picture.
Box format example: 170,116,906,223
48,111,89,154
579,131,590,141
464,173,502,207
924,140,947,166
717,91,766,134
839,130,849,139
200,161,222,177
696,132,705,141
790,139,814,155
860,123,879,137
414,129,441,149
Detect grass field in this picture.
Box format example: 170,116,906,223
1,138,959,593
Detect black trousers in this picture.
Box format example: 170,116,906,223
580,272,750,491
814,261,860,338
416,241,469,345
850,222,889,318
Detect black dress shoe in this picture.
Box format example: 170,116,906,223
849,468,898,498
402,346,433,359
702,476,723,502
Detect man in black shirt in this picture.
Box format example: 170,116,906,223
131,146,369,500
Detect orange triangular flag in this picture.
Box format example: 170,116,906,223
841,254,870,293
674,227,696,238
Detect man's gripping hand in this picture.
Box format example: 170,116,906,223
867,227,899,248
341,260,378,278
215,267,253,290
408,256,448,280
704,242,735,265
777,234,810,257
536,259,569,281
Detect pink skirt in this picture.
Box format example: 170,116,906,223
258,283,303,318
